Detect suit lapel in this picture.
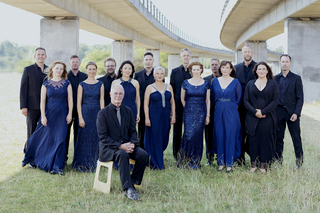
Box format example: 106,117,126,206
120,105,126,136
108,105,121,131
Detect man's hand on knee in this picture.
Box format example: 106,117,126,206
119,142,134,153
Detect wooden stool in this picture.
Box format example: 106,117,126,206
93,159,141,194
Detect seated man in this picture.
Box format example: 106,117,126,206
96,84,148,201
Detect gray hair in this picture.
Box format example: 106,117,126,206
210,58,220,63
242,44,253,51
154,66,165,73
110,84,124,94
180,48,191,55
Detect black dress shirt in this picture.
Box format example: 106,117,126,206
67,70,88,112
244,61,255,82
97,74,116,106
278,72,289,106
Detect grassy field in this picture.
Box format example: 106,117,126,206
1,72,320,212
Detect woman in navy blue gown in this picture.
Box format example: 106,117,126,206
211,61,242,173
179,61,210,169
244,62,279,173
143,67,175,169
112,60,140,123
72,61,104,172
22,61,73,176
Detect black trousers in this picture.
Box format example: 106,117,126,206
172,116,183,160
65,111,79,161
276,106,303,161
204,106,215,161
113,147,148,190
138,114,146,150
238,104,249,163
26,109,41,139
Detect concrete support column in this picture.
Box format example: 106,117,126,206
146,49,160,67
272,61,280,75
285,18,320,101
235,49,242,64
40,17,79,66
168,54,180,77
245,40,267,62
112,40,134,66
190,56,199,62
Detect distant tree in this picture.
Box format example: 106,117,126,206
274,45,284,53
79,49,111,75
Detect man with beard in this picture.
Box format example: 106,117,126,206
134,52,155,150
98,57,117,106
274,54,304,169
170,48,192,161
234,45,256,165
203,58,220,165
66,55,87,163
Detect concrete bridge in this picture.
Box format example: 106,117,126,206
1,0,237,74
220,0,320,101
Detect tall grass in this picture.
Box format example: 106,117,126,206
1,72,320,212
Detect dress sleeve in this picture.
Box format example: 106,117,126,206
181,80,187,90
65,79,71,87
205,80,210,90
235,79,242,106
42,80,49,87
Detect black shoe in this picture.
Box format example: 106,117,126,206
29,164,37,169
50,171,56,175
58,171,65,176
205,160,212,166
125,187,140,201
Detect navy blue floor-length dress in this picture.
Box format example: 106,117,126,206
72,81,102,172
211,78,242,167
22,79,70,174
144,84,171,170
179,80,210,169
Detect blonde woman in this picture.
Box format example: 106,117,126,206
22,61,72,176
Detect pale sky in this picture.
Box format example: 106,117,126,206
0,1,285,50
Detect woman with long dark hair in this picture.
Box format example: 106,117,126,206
244,61,279,173
111,60,140,123
211,61,242,173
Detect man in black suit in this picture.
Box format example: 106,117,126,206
274,54,304,169
134,52,155,150
234,45,257,165
66,55,87,162
97,57,117,106
97,84,148,201
20,47,48,139
170,48,192,160
203,58,220,166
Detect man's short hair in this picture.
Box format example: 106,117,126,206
180,48,191,55
210,58,220,64
280,54,291,61
104,57,116,67
242,45,253,51
110,84,124,94
35,47,46,55
144,52,153,58
70,55,80,61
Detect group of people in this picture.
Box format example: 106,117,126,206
20,45,304,200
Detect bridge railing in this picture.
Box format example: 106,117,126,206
139,0,223,50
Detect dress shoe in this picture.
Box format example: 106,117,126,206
217,166,225,171
249,167,257,173
58,171,65,176
226,167,232,173
125,187,140,201
205,161,211,166
260,169,266,174
29,164,37,169
295,164,301,170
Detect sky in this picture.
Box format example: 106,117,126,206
0,1,285,50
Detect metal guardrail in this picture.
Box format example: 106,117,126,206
139,0,228,51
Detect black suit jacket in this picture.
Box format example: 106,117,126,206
20,63,47,110
170,65,191,117
97,74,116,106
234,60,257,92
244,79,279,136
67,71,88,113
134,68,155,114
274,71,304,116
97,104,139,162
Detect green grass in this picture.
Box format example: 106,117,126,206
1,114,320,212
1,73,320,212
